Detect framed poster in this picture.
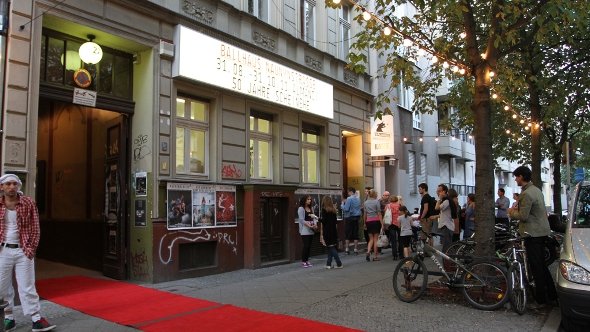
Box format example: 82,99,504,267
135,172,147,196
166,183,237,229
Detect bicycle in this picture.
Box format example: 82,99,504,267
498,233,533,315
392,233,510,310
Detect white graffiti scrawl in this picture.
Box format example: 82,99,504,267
158,229,239,265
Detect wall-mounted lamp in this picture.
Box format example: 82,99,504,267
79,34,103,64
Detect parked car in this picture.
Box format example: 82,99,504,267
556,181,590,331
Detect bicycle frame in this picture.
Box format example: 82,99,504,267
421,243,474,286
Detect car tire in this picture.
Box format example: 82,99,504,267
561,308,590,332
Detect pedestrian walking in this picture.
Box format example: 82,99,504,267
0,174,57,332
363,189,383,261
319,196,343,269
398,206,413,259
495,188,510,228
341,187,361,255
463,193,476,239
297,195,318,268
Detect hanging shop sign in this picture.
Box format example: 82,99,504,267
167,183,237,230
172,25,334,119
370,114,395,156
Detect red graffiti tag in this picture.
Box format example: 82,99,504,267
221,164,242,179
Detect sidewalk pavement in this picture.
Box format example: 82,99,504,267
9,248,562,331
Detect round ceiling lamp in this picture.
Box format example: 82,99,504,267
79,34,103,64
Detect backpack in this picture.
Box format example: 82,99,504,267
427,194,438,217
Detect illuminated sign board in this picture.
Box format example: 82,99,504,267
172,26,334,118
370,114,395,156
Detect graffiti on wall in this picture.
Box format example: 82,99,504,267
131,249,149,279
133,134,152,161
221,163,242,179
158,228,238,265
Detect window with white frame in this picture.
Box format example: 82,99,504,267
249,112,273,180
302,0,316,46
248,0,268,22
301,123,320,184
339,5,351,59
175,96,209,175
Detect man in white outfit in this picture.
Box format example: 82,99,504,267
0,174,56,331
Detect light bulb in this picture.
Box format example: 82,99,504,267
512,114,517,119
362,11,371,21
383,26,392,36
459,32,467,39
504,105,510,111
452,65,459,72
459,68,466,75
332,0,341,4
443,61,449,68
492,93,498,99
431,56,438,63
489,71,495,77
403,38,413,47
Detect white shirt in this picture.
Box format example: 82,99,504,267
4,209,20,244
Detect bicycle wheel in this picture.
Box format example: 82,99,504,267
460,260,509,310
393,257,428,302
508,264,527,315
445,241,475,274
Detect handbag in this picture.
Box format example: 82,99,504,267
377,230,389,248
383,205,392,227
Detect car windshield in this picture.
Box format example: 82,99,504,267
573,185,590,228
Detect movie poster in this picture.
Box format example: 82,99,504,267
166,183,237,229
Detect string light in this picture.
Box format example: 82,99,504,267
329,1,470,75
329,0,540,140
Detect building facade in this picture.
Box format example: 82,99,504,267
2,0,377,282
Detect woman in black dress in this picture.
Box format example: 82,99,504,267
319,195,343,269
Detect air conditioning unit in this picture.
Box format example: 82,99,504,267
159,40,174,59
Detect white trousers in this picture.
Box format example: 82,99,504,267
0,247,40,316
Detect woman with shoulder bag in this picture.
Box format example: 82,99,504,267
388,196,402,260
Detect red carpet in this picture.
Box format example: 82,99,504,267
37,276,361,332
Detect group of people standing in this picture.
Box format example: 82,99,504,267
296,165,556,311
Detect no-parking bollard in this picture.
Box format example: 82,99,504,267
0,299,7,332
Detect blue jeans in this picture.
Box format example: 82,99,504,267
326,245,342,267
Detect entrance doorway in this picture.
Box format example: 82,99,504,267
259,197,287,262
36,99,129,279
342,131,364,193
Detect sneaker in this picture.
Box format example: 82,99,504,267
335,265,343,269
302,262,309,268
306,261,313,267
4,319,16,332
32,318,56,332
325,265,333,269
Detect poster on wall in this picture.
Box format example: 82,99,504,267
294,188,344,223
135,199,146,227
166,183,237,229
135,172,147,197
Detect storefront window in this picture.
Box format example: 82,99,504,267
249,112,273,180
175,97,209,175
301,124,320,184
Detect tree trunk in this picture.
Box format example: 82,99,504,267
526,51,543,187
473,67,495,256
552,150,563,214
